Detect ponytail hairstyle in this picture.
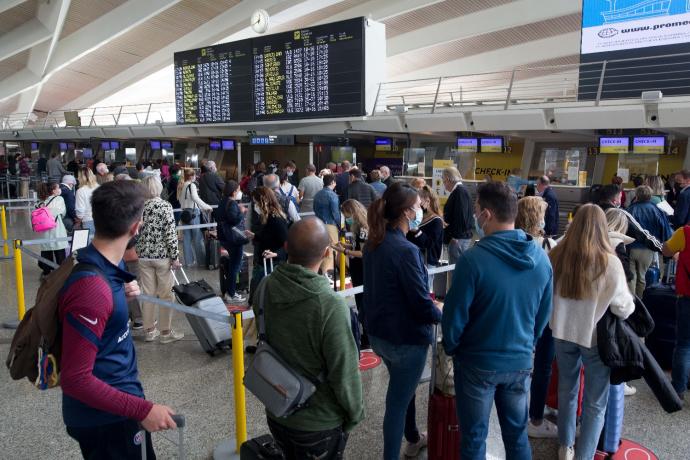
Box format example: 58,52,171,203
366,182,418,250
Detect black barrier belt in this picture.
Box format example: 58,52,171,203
19,246,60,269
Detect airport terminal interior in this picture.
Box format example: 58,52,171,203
3,0,690,459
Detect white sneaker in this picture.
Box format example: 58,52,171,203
624,383,637,396
231,293,247,302
403,432,427,457
527,419,558,438
145,329,160,342
160,330,184,344
558,445,575,460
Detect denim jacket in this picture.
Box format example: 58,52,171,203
313,188,340,226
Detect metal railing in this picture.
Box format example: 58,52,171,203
3,52,690,130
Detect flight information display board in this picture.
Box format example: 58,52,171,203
174,17,366,124
174,39,253,124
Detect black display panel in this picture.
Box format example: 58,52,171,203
174,39,253,124
252,17,365,121
174,17,366,124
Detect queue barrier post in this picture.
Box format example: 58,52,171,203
339,235,346,291
1,205,8,257
213,310,247,460
14,240,25,320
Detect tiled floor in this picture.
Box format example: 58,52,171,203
1,209,689,459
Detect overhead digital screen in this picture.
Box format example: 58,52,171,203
599,136,630,154
633,136,666,154
249,135,295,145
150,140,161,150
456,138,478,153
161,141,173,149
82,148,93,159
581,0,690,55
209,140,221,150
252,17,365,121
174,39,253,124
59,142,68,151
30,142,39,151
480,138,504,153
174,17,366,124
221,139,235,150
375,137,392,151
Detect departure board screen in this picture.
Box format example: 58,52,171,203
252,17,365,121
173,17,366,124
174,39,253,124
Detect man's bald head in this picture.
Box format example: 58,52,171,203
287,218,331,268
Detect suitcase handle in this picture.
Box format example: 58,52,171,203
171,267,190,285
171,414,186,428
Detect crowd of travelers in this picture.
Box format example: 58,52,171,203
10,151,690,460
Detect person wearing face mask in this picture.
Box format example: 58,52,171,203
363,182,443,460
407,185,445,290
334,199,369,349
36,181,69,278
215,180,249,303
442,181,553,459
283,160,299,186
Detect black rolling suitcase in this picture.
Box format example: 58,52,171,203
643,260,676,369
240,434,283,459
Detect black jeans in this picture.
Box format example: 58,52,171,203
39,249,66,275
66,419,155,460
267,418,348,460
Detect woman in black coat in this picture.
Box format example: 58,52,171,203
216,180,248,302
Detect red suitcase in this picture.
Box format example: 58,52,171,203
427,325,460,460
546,360,584,417
428,389,460,460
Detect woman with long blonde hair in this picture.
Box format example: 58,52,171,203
177,168,212,267
75,165,99,233
549,204,634,460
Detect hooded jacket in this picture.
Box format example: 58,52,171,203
442,229,553,372
254,263,364,432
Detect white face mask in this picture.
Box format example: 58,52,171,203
235,191,243,201
287,170,294,177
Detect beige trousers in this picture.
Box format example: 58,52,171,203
138,259,175,332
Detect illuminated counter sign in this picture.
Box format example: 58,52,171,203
249,135,295,146
633,136,665,154
456,138,478,153
599,137,630,154
480,138,504,153
375,137,392,151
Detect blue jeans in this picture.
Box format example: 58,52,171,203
221,244,243,296
82,220,95,235
454,363,532,460
672,296,690,396
369,336,428,460
181,210,205,266
554,339,610,460
448,238,472,265
529,326,555,421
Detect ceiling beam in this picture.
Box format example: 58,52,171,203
387,0,580,56
315,0,445,24
0,0,26,15
393,31,582,81
0,18,52,62
61,0,302,109
0,0,183,104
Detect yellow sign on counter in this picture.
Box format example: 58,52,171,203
432,159,455,205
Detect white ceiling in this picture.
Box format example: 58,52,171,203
0,0,582,116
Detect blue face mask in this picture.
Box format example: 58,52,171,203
474,213,485,239
409,208,423,231
345,217,353,226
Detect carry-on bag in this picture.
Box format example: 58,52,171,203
546,360,584,417
427,324,460,460
644,260,676,369
140,414,186,459
171,273,215,306
172,268,231,356
240,434,284,459
599,383,625,454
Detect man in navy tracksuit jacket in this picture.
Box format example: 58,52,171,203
59,181,177,459
442,181,553,460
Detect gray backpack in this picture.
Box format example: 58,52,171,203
243,277,324,418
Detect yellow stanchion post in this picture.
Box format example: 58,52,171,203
14,240,25,320
1,205,8,257
213,310,247,459
231,311,247,450
339,236,346,291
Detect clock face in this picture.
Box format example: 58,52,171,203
251,9,269,34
